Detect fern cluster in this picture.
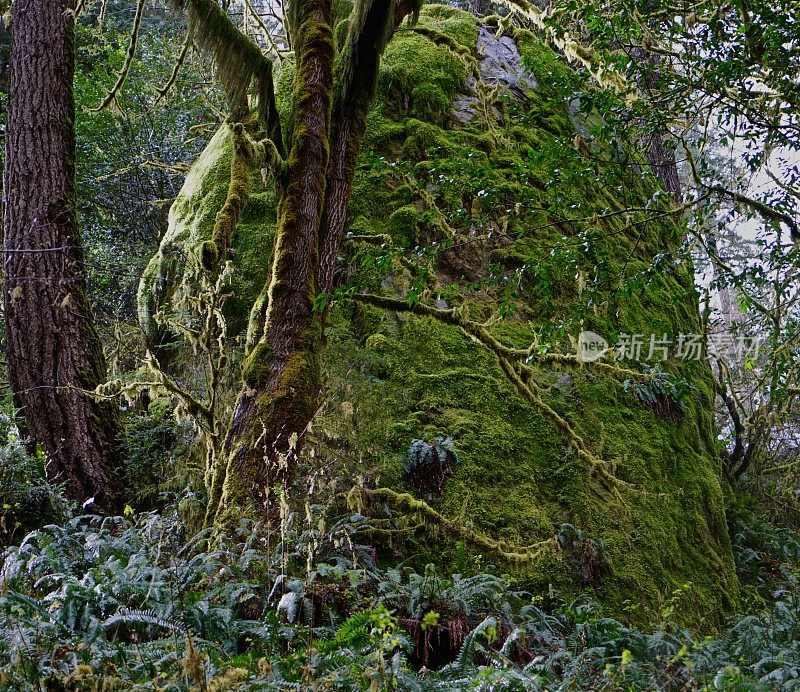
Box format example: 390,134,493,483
2,507,800,689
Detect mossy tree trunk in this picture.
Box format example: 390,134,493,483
214,0,334,521
3,0,125,512
317,2,422,297
184,0,421,525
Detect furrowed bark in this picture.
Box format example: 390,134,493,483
3,0,124,512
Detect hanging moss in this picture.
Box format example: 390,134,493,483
173,0,280,141
137,124,275,344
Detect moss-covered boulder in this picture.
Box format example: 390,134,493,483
137,124,276,348
137,5,737,628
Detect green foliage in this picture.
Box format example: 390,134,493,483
405,437,458,496
74,18,215,325
1,508,800,689
623,366,694,415
0,409,71,546
123,406,192,509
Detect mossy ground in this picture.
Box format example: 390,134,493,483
138,5,737,629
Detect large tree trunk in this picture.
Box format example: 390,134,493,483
161,0,421,525
632,48,681,199
213,0,334,524
3,0,124,512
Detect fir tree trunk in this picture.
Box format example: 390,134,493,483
633,49,681,198
3,0,124,512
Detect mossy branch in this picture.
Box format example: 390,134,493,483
88,0,146,113
154,25,193,106
495,355,633,495
144,351,214,428
201,123,261,272
707,183,799,240
352,293,646,380
173,0,282,150
242,0,286,59
406,26,481,80
348,487,557,563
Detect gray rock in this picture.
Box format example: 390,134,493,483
555,374,574,392
477,27,537,91
450,27,537,123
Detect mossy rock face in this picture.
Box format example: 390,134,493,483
137,5,737,628
137,124,275,345
326,7,737,628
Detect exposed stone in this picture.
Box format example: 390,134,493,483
451,27,537,123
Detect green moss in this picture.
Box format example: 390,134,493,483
137,123,274,342
241,341,273,389
415,5,478,50
316,12,736,628
386,205,419,247
377,6,472,123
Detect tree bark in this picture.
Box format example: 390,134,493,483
3,0,124,512
468,0,486,17
213,0,334,523
317,0,420,297
633,49,681,199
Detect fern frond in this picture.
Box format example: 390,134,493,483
103,608,188,635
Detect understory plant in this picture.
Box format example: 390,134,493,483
2,505,800,690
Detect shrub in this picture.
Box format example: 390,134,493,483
0,409,70,546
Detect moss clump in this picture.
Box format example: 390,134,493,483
415,5,478,50
377,8,470,123
386,205,419,247
241,341,273,389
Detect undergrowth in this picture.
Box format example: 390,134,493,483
1,501,800,690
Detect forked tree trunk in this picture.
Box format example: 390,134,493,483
213,0,334,524
3,0,124,511
211,0,420,525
